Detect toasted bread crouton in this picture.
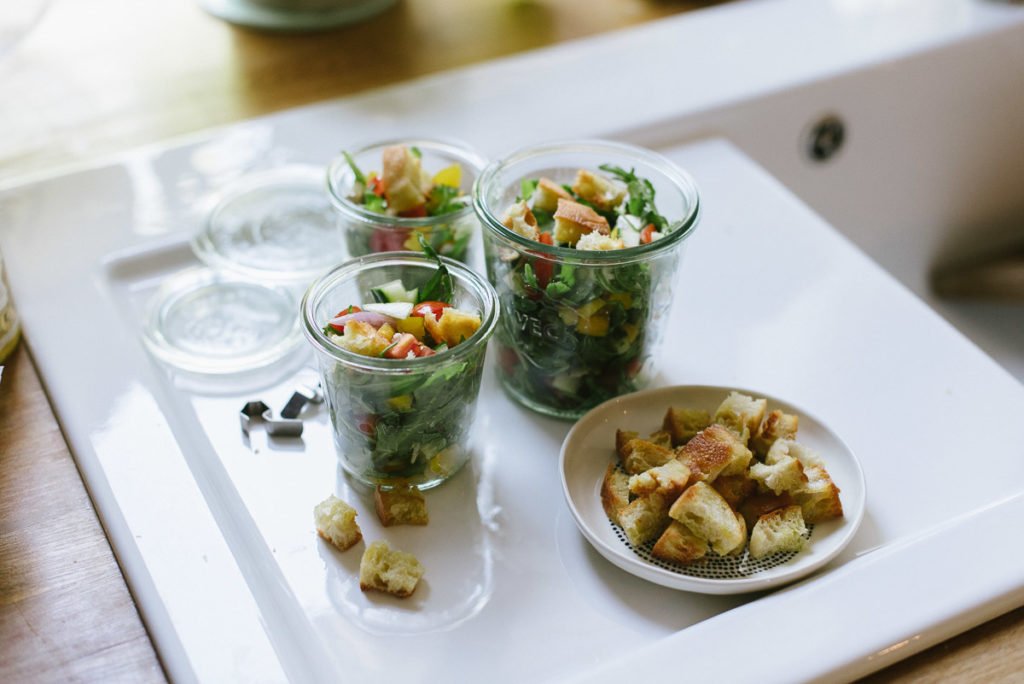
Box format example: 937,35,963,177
381,145,430,213
712,474,757,510
795,464,844,523
374,485,428,527
619,494,670,547
615,429,639,460
750,455,807,496
601,463,631,522
652,521,708,565
576,232,625,251
628,459,691,499
750,410,799,458
669,482,746,556
662,407,711,446
749,505,808,559
738,492,795,530
572,169,627,211
621,439,675,475
333,319,392,357
532,177,572,212
359,541,424,598
423,308,482,348
314,495,362,551
713,392,767,443
676,424,752,483
647,430,673,449
766,438,823,468
502,200,539,240
552,199,610,246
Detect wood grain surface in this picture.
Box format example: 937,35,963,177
1,1,1023,681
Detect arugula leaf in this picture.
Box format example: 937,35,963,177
426,184,466,216
598,164,669,230
342,150,367,185
363,191,387,213
417,233,454,303
520,178,539,202
522,263,539,291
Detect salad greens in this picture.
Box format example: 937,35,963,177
339,144,475,262
320,245,487,485
485,164,677,417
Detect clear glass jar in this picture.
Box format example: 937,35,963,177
0,250,21,363
327,139,486,264
472,140,700,420
301,253,499,489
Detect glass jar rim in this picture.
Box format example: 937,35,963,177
472,138,701,264
326,137,487,230
301,251,499,372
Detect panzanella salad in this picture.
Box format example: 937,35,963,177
502,165,668,250
486,164,678,417
341,144,473,260
319,240,488,484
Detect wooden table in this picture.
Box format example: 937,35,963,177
1,1,1022,680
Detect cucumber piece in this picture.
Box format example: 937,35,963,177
363,302,415,319
370,279,419,304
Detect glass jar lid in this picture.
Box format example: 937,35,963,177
142,267,302,375
192,165,345,283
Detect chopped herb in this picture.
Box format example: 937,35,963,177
342,150,367,185
598,164,669,230
410,146,422,158
417,233,454,303
520,178,539,202
426,184,466,217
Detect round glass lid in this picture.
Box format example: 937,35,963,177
142,268,302,375
192,165,345,282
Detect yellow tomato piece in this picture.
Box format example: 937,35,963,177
575,298,606,319
395,316,426,340
431,163,462,188
577,313,610,337
608,292,633,309
403,233,426,251
622,323,639,344
387,394,414,412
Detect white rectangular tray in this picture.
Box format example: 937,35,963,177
4,4,1024,681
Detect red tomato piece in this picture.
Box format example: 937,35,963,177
356,414,378,436
384,333,418,359
397,205,428,218
369,227,412,252
640,224,656,244
328,305,362,332
533,259,554,289
412,343,436,357
537,232,554,245
369,176,386,197
411,301,450,319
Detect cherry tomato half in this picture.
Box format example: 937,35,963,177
328,305,362,332
640,224,656,245
411,301,451,319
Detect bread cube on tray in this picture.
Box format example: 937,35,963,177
600,391,844,568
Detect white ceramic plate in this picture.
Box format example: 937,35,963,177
560,385,866,595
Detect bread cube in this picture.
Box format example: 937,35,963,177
424,308,482,347
502,200,539,240
711,473,757,510
652,521,708,565
662,407,711,446
359,541,424,598
620,438,675,475
676,424,752,483
669,482,747,556
618,494,670,547
314,495,362,551
532,177,572,212
600,463,631,522
647,430,673,449
615,429,639,460
750,410,799,458
766,438,823,468
749,505,808,559
552,199,610,246
374,485,429,527
713,392,767,443
382,145,430,213
628,459,691,499
795,464,844,523
572,169,627,211
738,492,795,531
750,455,807,496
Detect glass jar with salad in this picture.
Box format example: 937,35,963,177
327,139,486,264
473,140,700,419
301,242,499,489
